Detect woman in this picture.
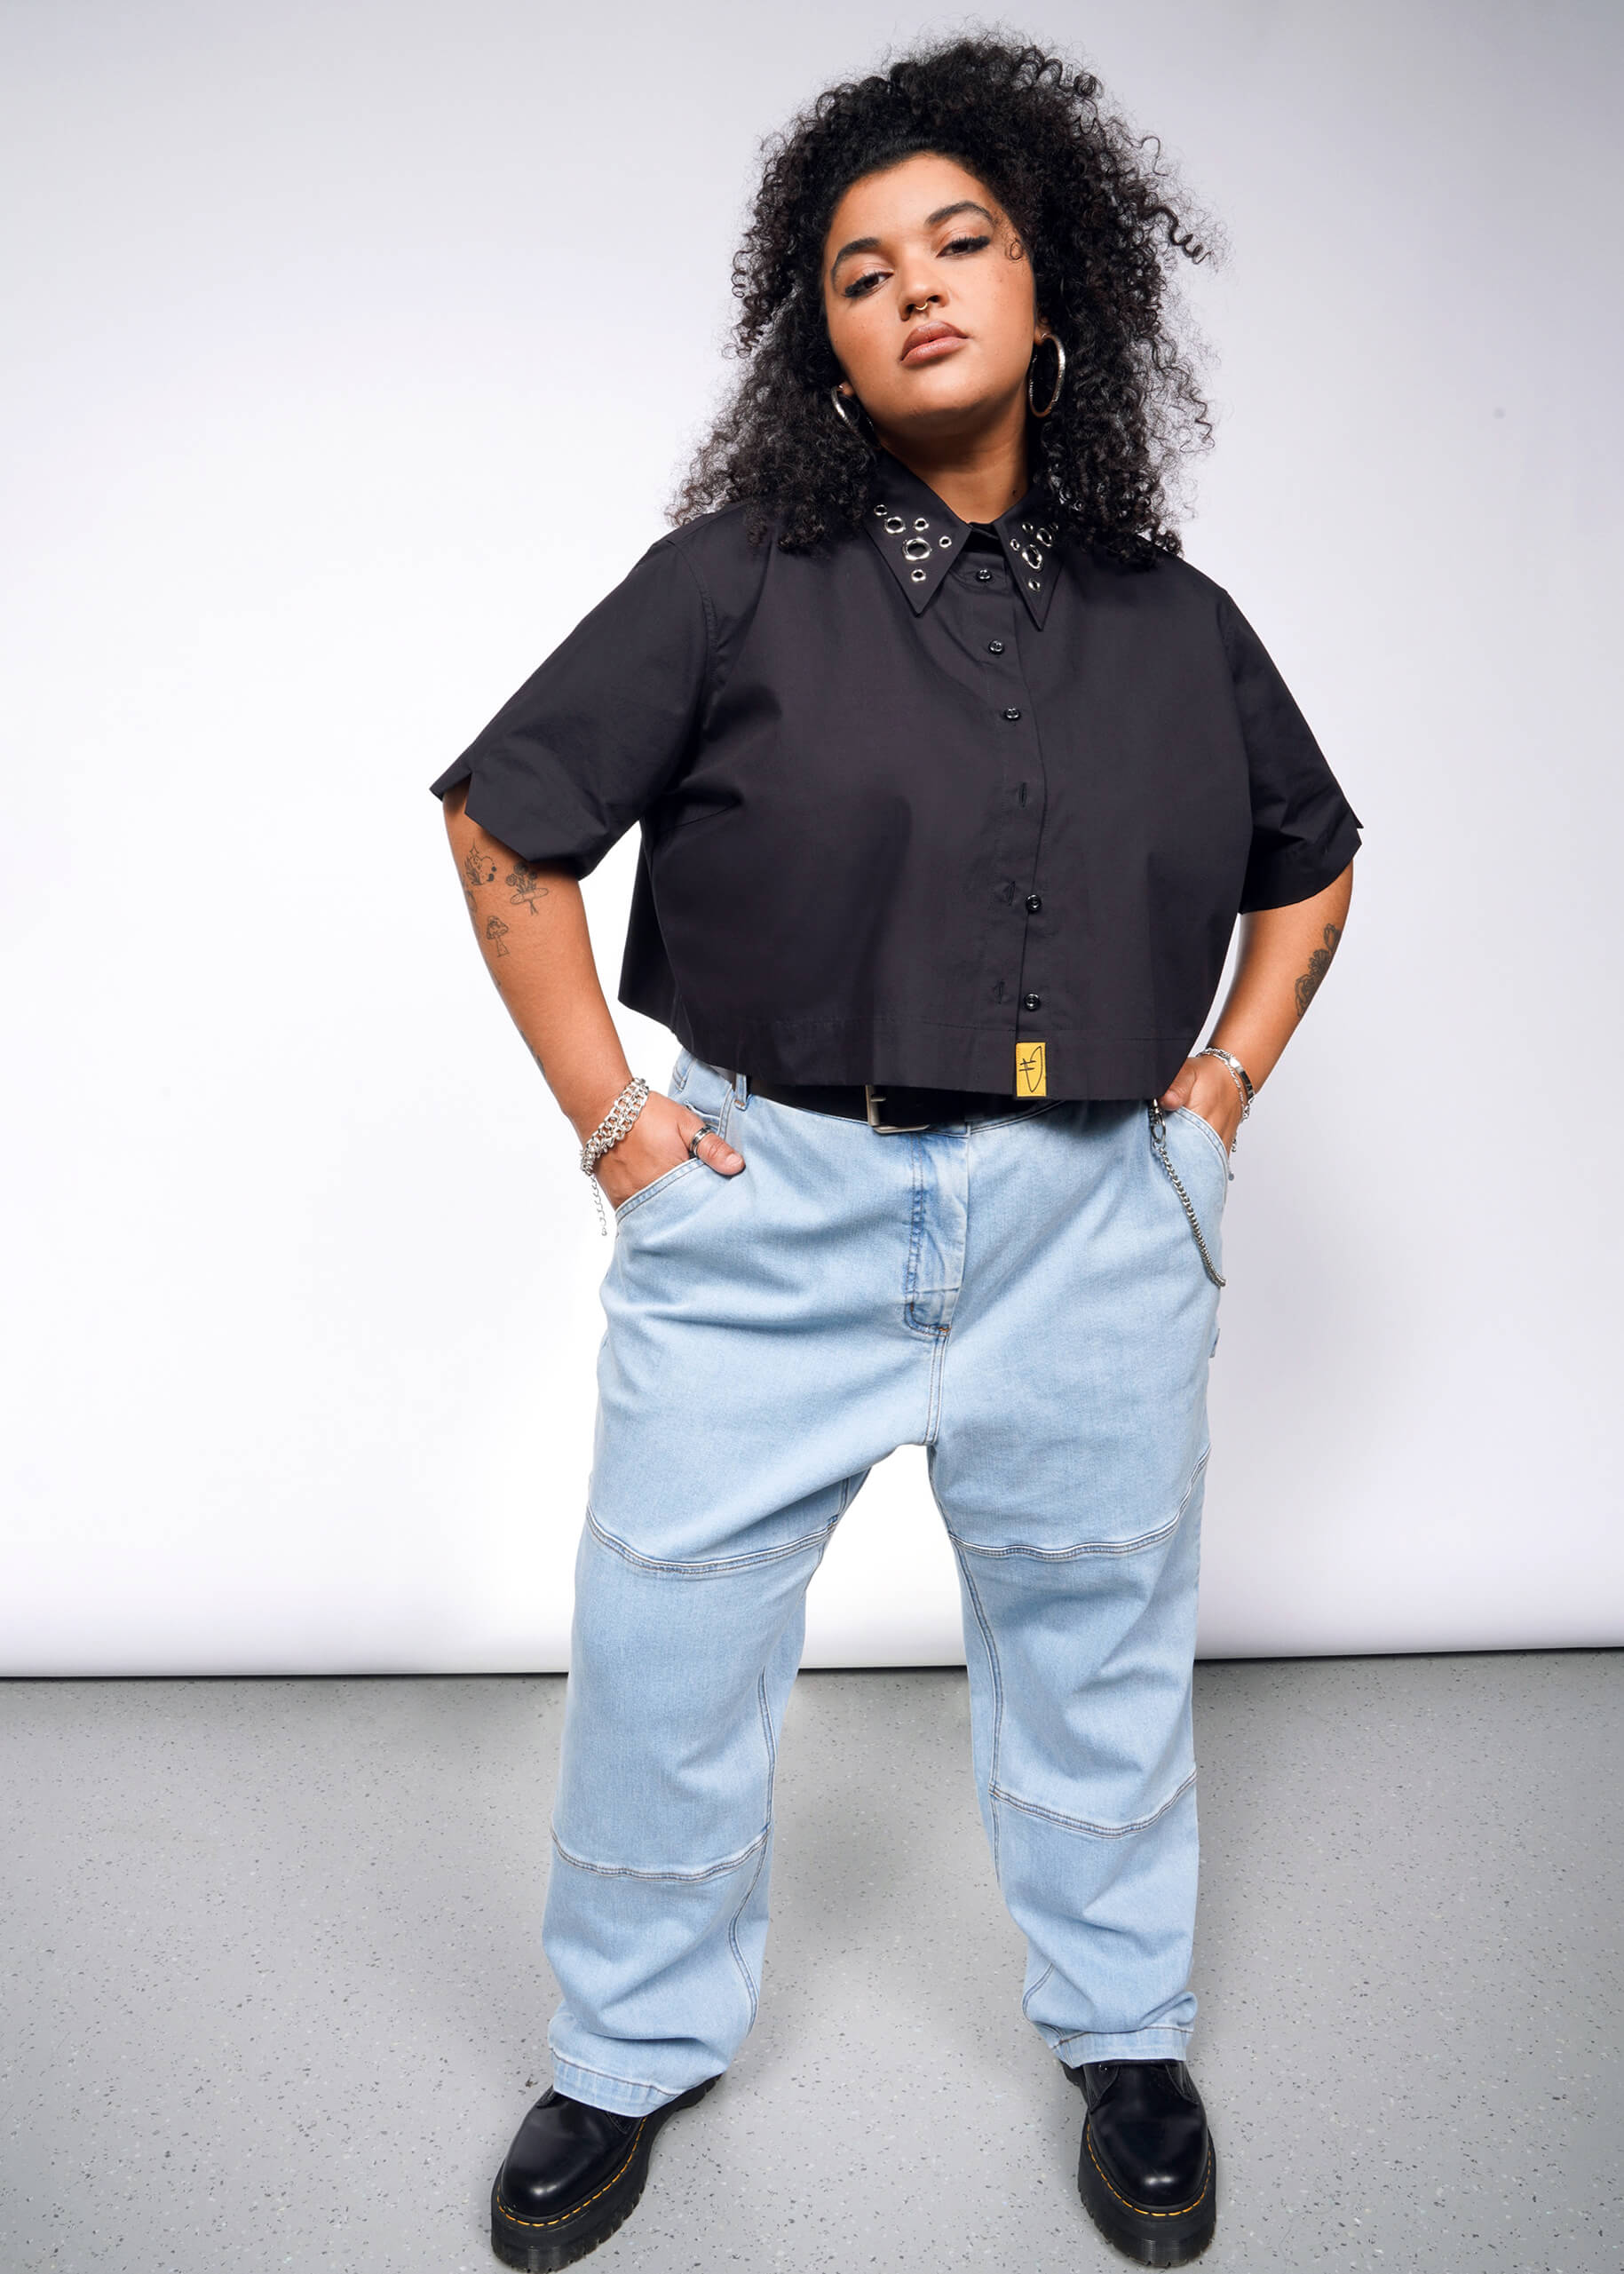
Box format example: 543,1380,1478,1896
432,37,1359,2270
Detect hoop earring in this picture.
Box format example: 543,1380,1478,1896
1026,336,1066,419
830,385,872,442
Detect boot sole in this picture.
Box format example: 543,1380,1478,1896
1077,2121,1217,2267
490,2075,718,2270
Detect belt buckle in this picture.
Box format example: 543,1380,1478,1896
865,1083,932,1135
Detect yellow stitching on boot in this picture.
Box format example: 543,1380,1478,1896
495,2123,645,2229
1086,2126,1212,2220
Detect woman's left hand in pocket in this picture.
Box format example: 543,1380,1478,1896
1157,1057,1242,1155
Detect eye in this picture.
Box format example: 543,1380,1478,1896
841,266,888,299
943,233,993,256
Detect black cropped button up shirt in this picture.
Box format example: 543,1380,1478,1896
430,449,1363,1099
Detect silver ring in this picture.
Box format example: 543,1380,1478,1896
685,1128,706,1159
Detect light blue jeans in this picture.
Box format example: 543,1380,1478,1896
543,1050,1229,2118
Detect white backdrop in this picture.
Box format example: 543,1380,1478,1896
3,0,1620,1674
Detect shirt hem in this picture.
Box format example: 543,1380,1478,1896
624,990,1200,1100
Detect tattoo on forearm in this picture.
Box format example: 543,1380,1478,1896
462,844,497,892
485,914,511,957
507,860,551,913
1295,923,1342,1018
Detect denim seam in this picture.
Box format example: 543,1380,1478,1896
547,2054,682,2099
550,1824,770,1883
949,1538,1006,1886
948,1509,1184,1562
1053,2024,1192,2053
757,1670,777,1793
1021,1961,1056,2020
727,1652,784,2032
947,1446,1209,1563
726,1833,768,2029
613,1155,708,1224
924,1326,951,1445
990,1766,1197,1841
586,1502,836,1576
902,1137,939,1342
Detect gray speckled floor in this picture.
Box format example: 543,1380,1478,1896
2,1655,1618,2272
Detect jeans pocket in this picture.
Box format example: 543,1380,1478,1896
1173,1105,1231,1196
612,1091,732,1229
613,1151,710,1226
1150,1102,1227,1288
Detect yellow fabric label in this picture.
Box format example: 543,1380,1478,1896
1015,1041,1047,1097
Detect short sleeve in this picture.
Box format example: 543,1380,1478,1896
428,536,710,877
1217,589,1364,913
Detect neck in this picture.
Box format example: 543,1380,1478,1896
872,405,1031,525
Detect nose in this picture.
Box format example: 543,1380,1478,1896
893,247,943,321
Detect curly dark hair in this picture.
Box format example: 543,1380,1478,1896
670,33,1220,564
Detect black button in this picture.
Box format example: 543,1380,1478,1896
1002,707,1022,721
987,640,1005,654
976,567,993,582
1021,991,1042,1011
1026,893,1042,914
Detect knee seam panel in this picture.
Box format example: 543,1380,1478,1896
586,1501,837,1576
989,1766,1197,1841
550,1825,771,1882
945,1445,1210,1562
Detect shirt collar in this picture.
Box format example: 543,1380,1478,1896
860,448,1061,628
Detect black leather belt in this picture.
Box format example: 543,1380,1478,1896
747,1075,1042,1133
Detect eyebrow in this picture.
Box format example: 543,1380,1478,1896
828,199,999,272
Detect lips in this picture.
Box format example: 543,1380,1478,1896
900,321,968,365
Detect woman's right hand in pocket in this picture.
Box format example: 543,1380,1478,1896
590,1089,746,1210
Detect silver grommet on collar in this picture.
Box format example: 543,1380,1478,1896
911,567,927,582
902,536,931,562
1036,527,1055,546
939,535,952,547
883,514,905,535
914,518,930,532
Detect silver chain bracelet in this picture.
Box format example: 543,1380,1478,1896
1194,1044,1254,1157
579,1076,650,1236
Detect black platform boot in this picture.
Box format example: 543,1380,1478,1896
490,2076,718,2270
1064,2058,1216,2265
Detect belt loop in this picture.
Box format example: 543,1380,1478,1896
733,1069,749,1111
